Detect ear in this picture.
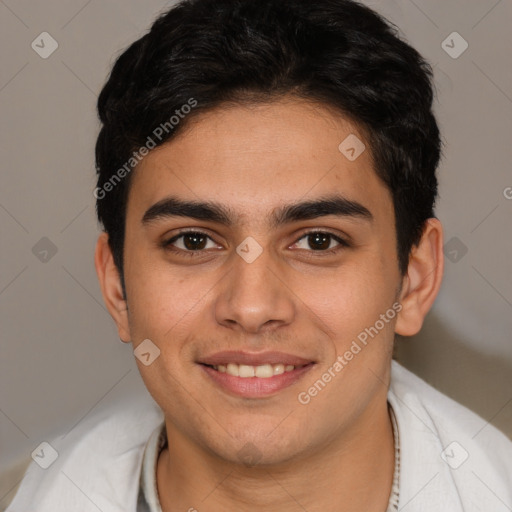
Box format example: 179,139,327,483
94,232,131,343
395,218,444,336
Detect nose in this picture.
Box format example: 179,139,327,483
214,243,296,335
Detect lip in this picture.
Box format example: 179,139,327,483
199,350,314,367
198,351,316,398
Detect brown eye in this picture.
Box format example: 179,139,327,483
293,231,348,252
181,232,208,250
163,231,217,253
307,232,331,250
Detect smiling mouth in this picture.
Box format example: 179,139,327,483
203,362,309,378
199,360,316,398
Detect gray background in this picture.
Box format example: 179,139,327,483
1,0,511,508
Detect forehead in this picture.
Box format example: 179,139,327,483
127,98,393,228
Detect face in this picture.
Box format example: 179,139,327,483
117,97,403,464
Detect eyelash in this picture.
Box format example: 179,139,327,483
161,229,350,258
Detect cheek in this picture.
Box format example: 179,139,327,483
305,260,395,330
124,246,210,344
130,276,206,340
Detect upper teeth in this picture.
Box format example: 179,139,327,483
214,363,296,378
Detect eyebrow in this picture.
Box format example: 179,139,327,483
141,194,373,228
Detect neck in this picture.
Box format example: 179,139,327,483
157,396,395,512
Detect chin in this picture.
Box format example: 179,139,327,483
203,423,310,467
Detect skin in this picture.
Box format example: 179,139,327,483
95,96,444,511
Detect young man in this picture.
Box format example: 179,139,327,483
8,0,512,510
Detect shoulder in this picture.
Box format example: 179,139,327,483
6,394,164,512
388,360,512,511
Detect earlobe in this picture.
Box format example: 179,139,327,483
395,218,444,337
94,232,131,343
